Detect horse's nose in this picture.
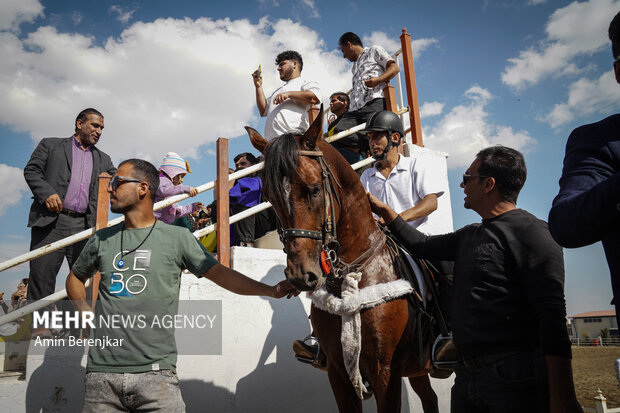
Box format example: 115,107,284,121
284,264,322,291
304,270,319,289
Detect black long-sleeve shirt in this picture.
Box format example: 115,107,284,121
388,208,571,358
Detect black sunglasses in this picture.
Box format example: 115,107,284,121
462,173,491,185
109,176,142,191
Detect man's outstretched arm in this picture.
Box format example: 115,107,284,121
202,263,297,298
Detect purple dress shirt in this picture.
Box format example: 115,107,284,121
63,136,93,213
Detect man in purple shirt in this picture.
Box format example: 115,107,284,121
24,108,116,322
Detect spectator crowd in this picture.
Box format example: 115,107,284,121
7,18,620,412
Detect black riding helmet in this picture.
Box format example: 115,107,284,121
362,111,404,160
362,110,404,138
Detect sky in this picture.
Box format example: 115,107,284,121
0,0,618,317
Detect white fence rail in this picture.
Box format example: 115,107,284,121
0,116,389,328
0,33,419,329
571,337,620,346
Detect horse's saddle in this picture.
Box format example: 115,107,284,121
383,230,457,377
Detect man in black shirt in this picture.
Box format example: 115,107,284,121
368,146,581,413
327,92,362,164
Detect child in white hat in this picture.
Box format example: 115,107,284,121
154,152,203,224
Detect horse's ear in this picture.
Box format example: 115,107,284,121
301,104,324,150
245,126,268,154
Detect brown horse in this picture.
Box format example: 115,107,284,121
246,108,440,413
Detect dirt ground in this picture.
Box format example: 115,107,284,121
572,346,620,408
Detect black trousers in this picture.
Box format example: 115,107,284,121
233,206,277,244
332,98,386,154
28,213,88,301
451,351,549,413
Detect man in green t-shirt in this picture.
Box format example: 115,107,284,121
66,158,296,412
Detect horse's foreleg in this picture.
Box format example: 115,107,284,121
327,366,363,413
408,375,438,413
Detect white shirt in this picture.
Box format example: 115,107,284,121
360,154,447,235
350,45,395,111
264,76,321,140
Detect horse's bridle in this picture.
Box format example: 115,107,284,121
278,149,385,279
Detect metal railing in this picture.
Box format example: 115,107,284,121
571,337,620,346
0,27,424,327
0,106,409,328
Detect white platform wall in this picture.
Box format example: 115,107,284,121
0,247,453,412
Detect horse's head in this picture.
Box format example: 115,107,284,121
245,107,345,291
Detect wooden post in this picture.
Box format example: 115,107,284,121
384,85,398,113
216,138,230,267
91,173,111,304
96,173,111,230
400,28,423,147
384,85,406,155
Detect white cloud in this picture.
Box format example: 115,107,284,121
543,71,620,127
71,11,83,26
419,101,444,118
363,31,438,59
109,5,138,25
0,164,29,217
502,0,619,90
528,0,548,5
364,31,400,54
412,37,439,60
423,86,536,168
300,0,320,18
0,17,352,164
0,0,44,32
257,0,281,8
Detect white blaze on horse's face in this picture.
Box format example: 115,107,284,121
282,177,292,215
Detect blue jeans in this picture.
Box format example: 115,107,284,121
83,370,185,412
451,351,549,413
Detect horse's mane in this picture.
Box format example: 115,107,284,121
262,133,299,209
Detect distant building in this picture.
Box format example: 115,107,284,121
568,310,617,339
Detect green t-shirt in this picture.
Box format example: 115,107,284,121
72,221,218,373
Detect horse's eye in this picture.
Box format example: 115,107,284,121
311,186,321,197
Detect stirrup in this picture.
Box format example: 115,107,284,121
294,335,322,365
431,333,458,369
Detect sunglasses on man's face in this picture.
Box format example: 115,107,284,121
109,176,142,191
461,173,491,186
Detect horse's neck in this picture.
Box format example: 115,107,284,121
338,209,398,287
334,168,384,264
327,163,399,287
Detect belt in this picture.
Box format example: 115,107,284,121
60,209,86,218
460,351,521,370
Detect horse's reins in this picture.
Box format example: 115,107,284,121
278,149,385,279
